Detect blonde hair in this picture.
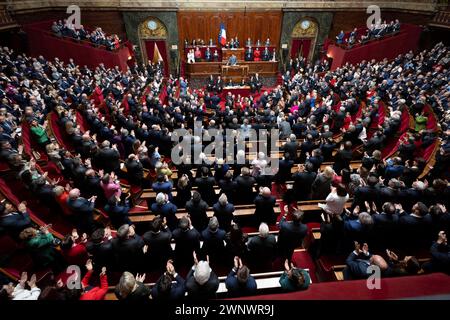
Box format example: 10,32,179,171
117,272,136,298
323,166,335,179
53,185,65,196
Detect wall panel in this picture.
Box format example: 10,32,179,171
177,10,283,53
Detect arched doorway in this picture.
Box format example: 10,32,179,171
290,18,319,62
138,17,169,76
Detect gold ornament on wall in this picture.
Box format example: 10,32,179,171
292,19,318,38
139,18,167,39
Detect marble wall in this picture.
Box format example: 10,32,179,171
281,11,333,62
122,11,179,73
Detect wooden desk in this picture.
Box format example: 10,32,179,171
185,61,278,79
221,64,248,77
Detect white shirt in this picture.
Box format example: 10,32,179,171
12,284,41,300
319,192,349,215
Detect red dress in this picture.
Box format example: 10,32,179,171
253,49,261,61
80,270,109,300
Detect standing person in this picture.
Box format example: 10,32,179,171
254,187,276,226
172,216,201,267
277,211,308,260
225,257,257,297
151,260,186,301
185,252,219,299
319,184,350,216
79,260,109,300
279,259,311,291
114,272,151,301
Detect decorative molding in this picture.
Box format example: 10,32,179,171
10,1,438,13
292,19,318,38
138,17,167,39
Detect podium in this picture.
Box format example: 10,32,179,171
222,48,245,61
221,64,249,83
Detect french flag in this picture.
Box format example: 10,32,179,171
218,23,227,46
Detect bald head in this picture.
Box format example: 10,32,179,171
370,254,388,271
68,188,80,199
261,187,271,197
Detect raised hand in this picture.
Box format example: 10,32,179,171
27,274,37,288
85,259,93,271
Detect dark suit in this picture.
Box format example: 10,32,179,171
111,235,145,272
311,174,332,200
235,175,256,204
333,149,353,173
67,197,95,233
201,228,226,262
427,242,450,274
125,159,144,186
372,213,399,249
150,202,178,231
151,274,186,300
254,194,276,226
247,234,277,271
398,213,432,248
142,227,173,269
95,147,120,173
185,268,219,299
195,176,217,206
344,251,372,280
282,141,299,160
225,269,257,297
292,171,317,200
212,202,235,232
277,216,308,259
0,211,31,239
103,203,131,229
186,199,209,232
172,227,201,267
86,240,114,270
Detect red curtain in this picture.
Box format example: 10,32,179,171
290,39,312,60
144,40,169,76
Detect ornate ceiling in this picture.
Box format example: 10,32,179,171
10,0,438,13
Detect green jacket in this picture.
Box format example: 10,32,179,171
279,269,311,291
26,232,56,266
414,115,427,132
30,125,49,144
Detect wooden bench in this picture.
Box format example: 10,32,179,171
129,204,281,224
104,267,311,300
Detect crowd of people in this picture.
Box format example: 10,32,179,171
185,37,275,62
0,38,449,300
51,20,122,51
336,19,401,48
